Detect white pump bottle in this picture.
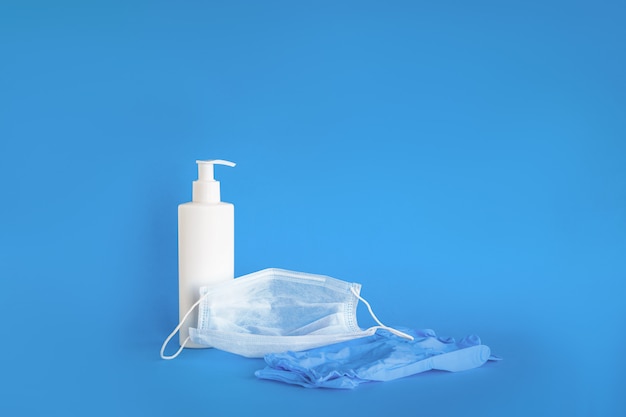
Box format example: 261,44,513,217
178,159,235,347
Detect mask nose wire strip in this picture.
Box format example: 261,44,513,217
350,287,414,341
160,292,209,360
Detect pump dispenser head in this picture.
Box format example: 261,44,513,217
193,159,236,203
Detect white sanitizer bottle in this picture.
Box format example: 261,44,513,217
178,159,235,347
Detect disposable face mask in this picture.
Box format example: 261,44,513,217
161,268,413,359
255,328,501,389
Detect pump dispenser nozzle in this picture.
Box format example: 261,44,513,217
193,159,236,203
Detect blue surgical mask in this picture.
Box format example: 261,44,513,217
160,268,413,359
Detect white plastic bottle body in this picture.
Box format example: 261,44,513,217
178,201,234,347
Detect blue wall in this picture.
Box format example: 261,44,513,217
1,1,624,415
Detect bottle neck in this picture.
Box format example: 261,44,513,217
192,180,220,203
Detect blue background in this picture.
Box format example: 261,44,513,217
1,1,625,415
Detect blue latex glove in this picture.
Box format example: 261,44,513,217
255,328,500,389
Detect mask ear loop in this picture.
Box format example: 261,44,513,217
160,291,210,360
350,287,414,341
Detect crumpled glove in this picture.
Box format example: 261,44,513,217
255,328,500,389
